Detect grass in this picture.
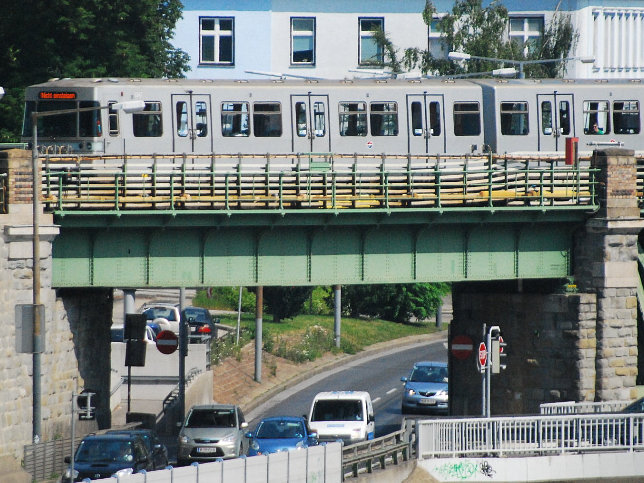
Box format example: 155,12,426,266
213,312,445,364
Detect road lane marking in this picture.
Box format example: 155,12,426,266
372,397,381,403
386,388,397,395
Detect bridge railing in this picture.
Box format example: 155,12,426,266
416,413,644,459
39,153,599,213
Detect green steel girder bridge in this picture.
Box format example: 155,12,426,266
40,152,606,288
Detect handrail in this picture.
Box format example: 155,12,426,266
342,426,410,478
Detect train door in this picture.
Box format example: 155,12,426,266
172,93,212,153
291,94,330,152
406,94,445,154
537,93,574,152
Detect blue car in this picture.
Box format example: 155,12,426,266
246,416,318,456
400,361,448,415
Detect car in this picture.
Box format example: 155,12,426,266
140,302,181,334
400,361,448,415
106,428,169,470
62,433,154,481
586,397,644,446
308,391,375,444
110,324,157,344
246,416,318,456
177,404,248,465
182,306,216,342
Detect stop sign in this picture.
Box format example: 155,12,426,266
478,342,487,368
156,330,179,354
451,335,474,360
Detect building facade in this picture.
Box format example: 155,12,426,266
172,1,644,80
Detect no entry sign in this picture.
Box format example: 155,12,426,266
451,335,474,360
156,330,179,355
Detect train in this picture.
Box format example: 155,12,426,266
21,77,643,157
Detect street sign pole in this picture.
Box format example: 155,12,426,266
486,326,492,418
481,324,486,417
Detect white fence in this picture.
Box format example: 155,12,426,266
91,443,342,483
416,413,644,459
539,400,631,414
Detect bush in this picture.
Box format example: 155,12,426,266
268,325,335,363
193,287,256,312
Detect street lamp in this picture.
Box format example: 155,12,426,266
29,100,144,442
0,87,5,101
448,51,595,79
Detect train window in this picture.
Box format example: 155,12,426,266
295,102,307,137
370,102,398,136
613,101,640,135
453,102,481,136
500,102,528,135
253,102,282,137
559,101,571,135
79,101,102,137
313,102,326,137
339,102,367,136
176,102,189,137
411,102,423,136
221,102,249,137
583,100,610,135
429,102,441,136
200,17,234,65
541,101,553,134
195,101,208,137
133,102,162,137
108,102,119,136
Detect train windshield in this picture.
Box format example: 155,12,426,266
22,100,102,138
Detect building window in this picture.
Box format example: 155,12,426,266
427,16,447,58
221,102,249,137
359,18,384,65
200,17,234,65
500,102,529,135
613,101,640,134
509,16,544,54
339,102,367,136
583,100,610,135
453,102,481,136
291,18,315,65
370,102,398,136
253,102,282,137
133,102,162,137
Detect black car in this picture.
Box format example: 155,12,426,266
106,428,169,470
63,433,154,481
586,397,644,447
181,306,216,342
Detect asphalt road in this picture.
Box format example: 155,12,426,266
246,336,448,436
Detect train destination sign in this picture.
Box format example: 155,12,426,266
39,91,77,100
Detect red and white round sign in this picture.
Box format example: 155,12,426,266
451,335,474,360
478,342,487,368
156,330,179,355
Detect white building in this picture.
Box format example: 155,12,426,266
172,1,644,80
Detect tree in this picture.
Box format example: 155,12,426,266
380,0,576,78
342,283,450,323
0,0,190,141
263,286,314,324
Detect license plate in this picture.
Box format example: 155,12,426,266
196,447,218,454
419,398,437,406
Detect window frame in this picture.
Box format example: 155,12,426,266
500,101,529,136
358,17,384,66
453,102,481,136
252,102,283,137
132,102,163,138
612,100,640,135
291,17,316,66
508,16,544,55
338,101,368,137
369,101,398,136
199,16,235,66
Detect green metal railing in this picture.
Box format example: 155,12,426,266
38,153,599,215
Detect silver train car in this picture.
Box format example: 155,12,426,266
21,77,643,157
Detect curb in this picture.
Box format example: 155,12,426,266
241,329,448,414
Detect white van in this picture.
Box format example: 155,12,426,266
308,391,375,444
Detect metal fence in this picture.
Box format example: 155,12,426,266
416,413,644,459
540,400,631,415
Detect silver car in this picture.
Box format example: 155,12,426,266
177,404,248,465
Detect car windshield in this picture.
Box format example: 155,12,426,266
75,440,135,463
183,308,211,324
143,307,177,321
311,399,363,422
186,408,236,428
111,432,151,450
409,366,447,383
256,420,305,439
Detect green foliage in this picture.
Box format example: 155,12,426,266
268,325,336,363
211,328,253,365
0,0,190,140
342,283,450,323
306,286,333,315
263,286,314,324
193,287,256,312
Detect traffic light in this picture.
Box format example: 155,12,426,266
489,326,507,374
76,391,96,421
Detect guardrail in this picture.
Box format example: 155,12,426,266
416,413,644,459
38,153,599,214
342,426,412,478
540,400,631,414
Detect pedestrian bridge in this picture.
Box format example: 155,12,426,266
28,152,611,288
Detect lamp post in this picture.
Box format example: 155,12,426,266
29,100,144,442
448,51,595,79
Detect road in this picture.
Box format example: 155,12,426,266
246,336,448,436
